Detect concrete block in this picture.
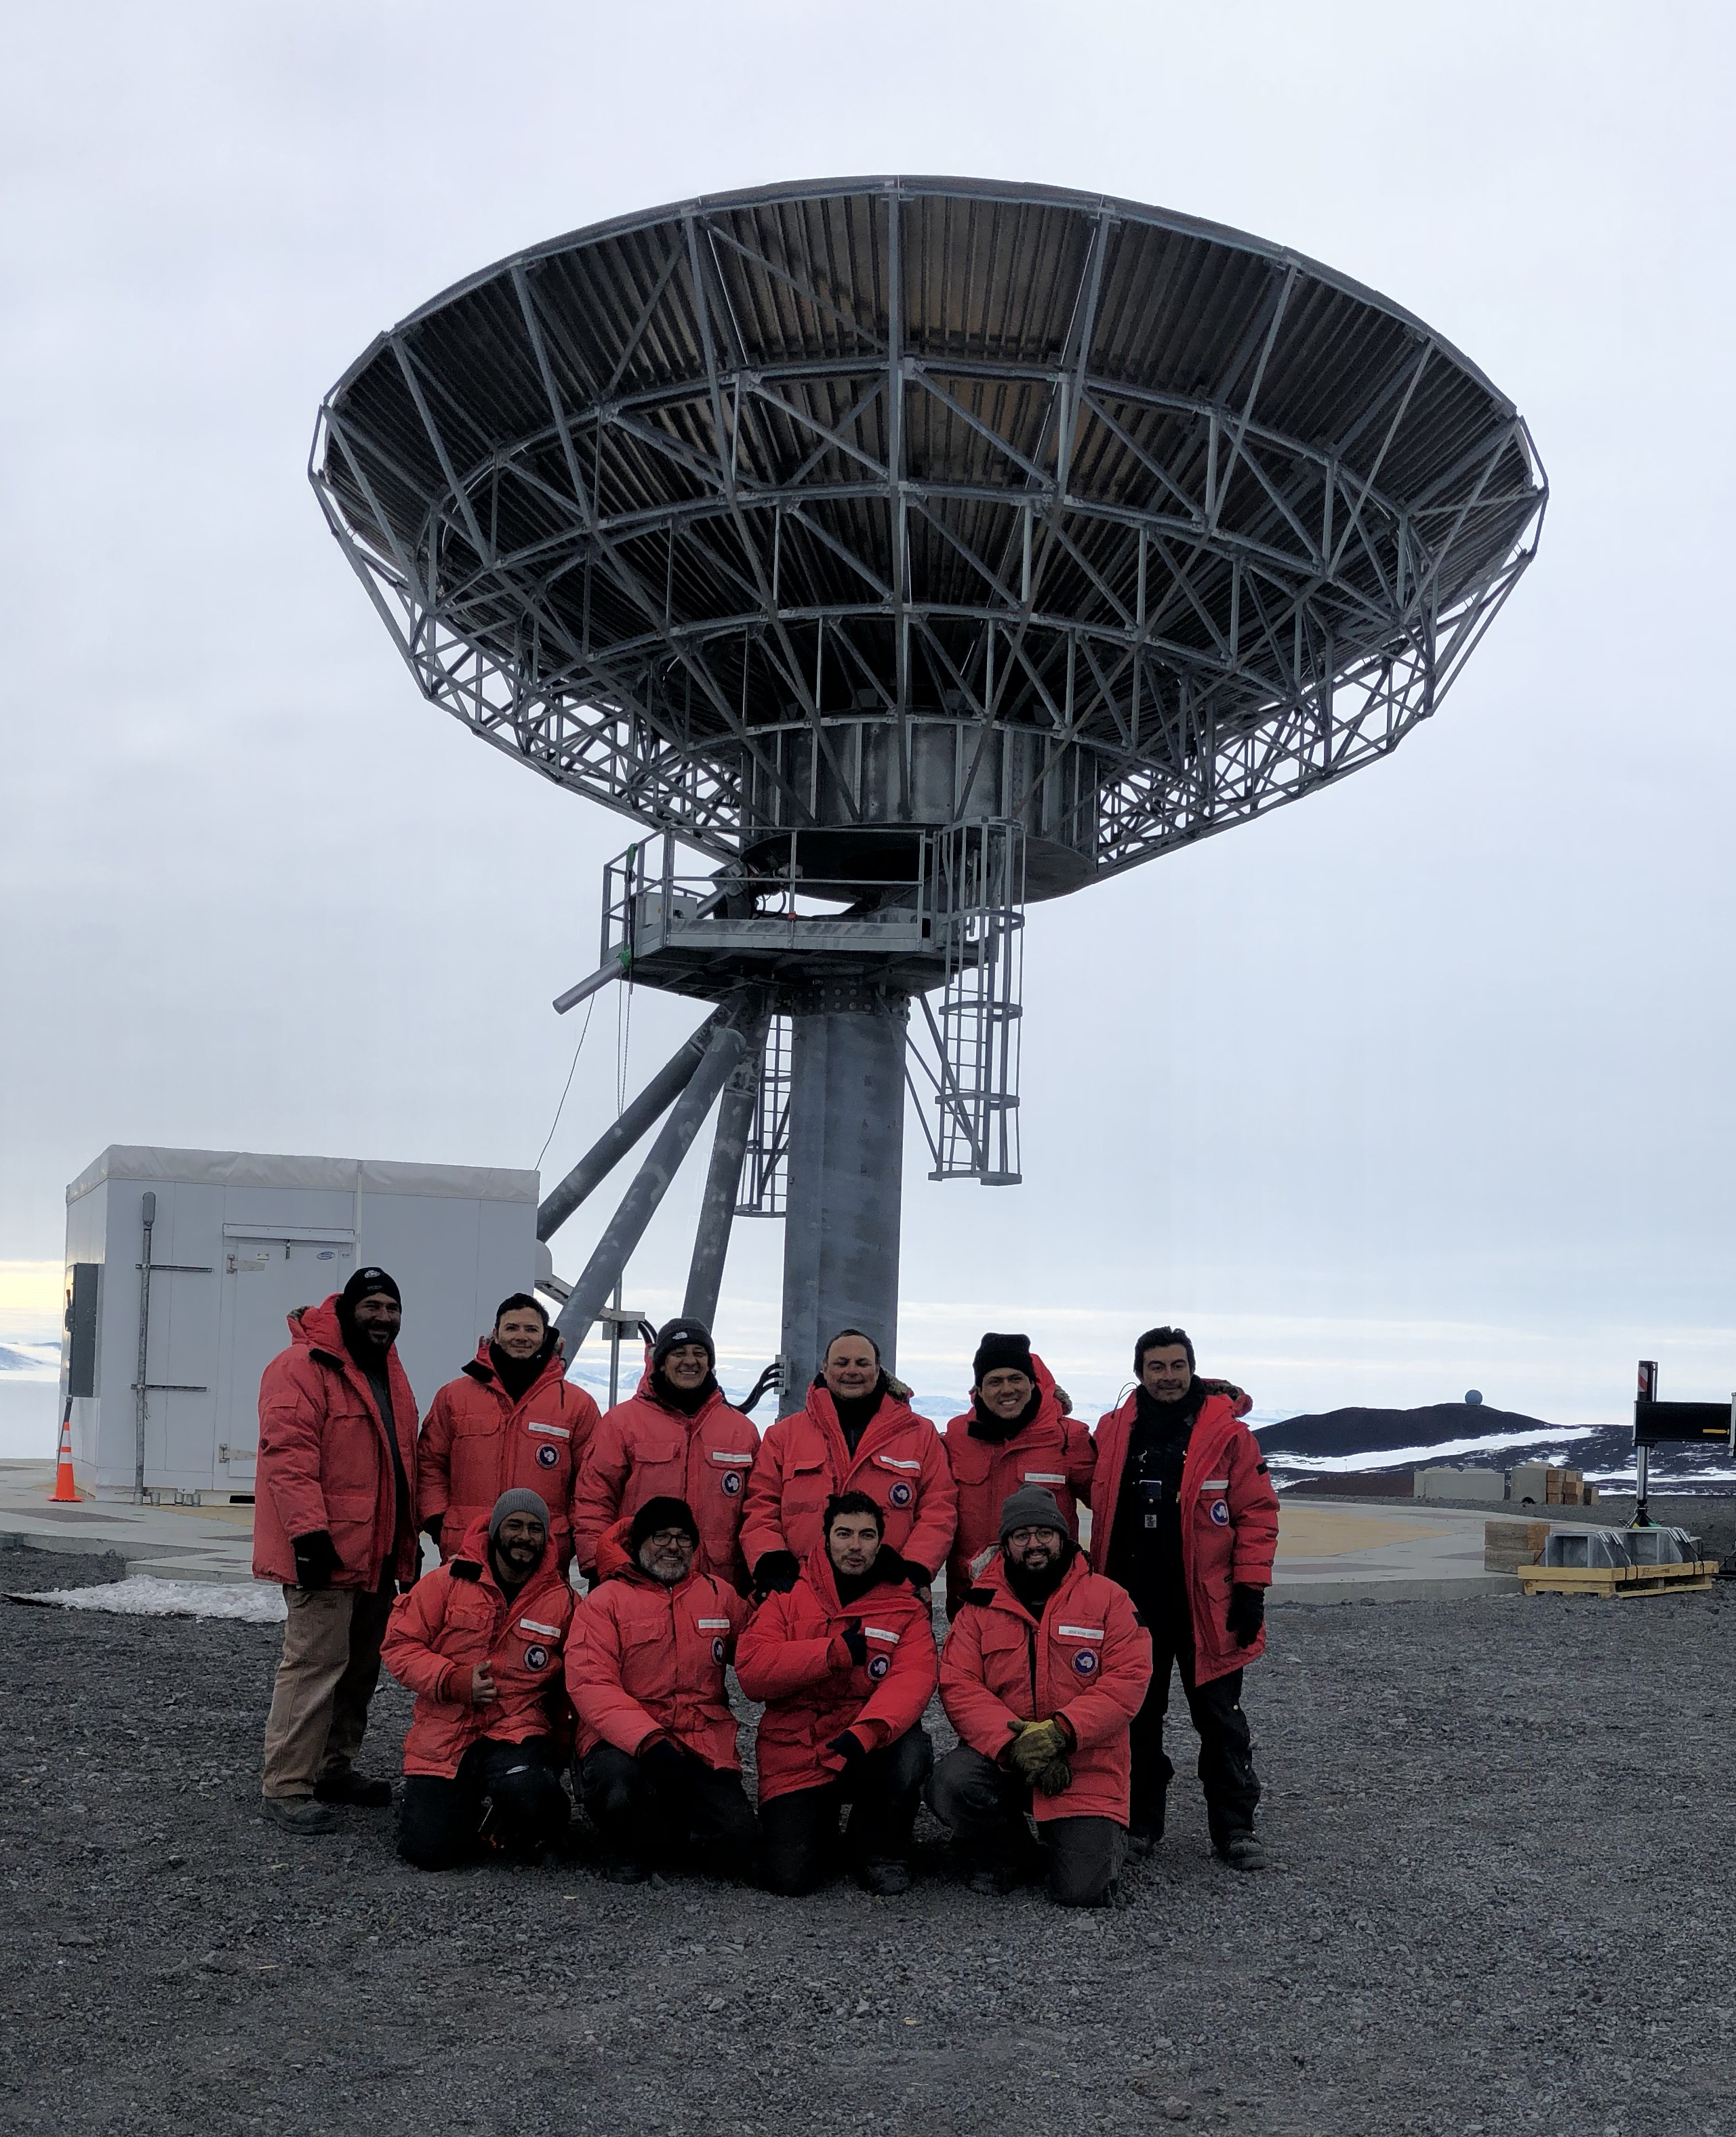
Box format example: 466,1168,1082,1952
1416,1467,1507,1502
1485,1518,1550,1572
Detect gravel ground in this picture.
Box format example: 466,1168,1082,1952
3,1542,1732,2137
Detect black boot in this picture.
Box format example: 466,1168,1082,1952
1127,1793,1166,1858
1213,1829,1268,1872
315,1770,392,1808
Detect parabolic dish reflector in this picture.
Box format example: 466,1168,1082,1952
313,176,1545,892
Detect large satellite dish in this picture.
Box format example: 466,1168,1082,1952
313,177,1546,1380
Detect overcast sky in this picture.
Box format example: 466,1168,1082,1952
3,1,1733,1433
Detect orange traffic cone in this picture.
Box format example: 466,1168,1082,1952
50,1402,79,1503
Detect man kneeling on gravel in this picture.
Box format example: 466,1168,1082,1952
929,1487,1150,1907
565,1496,758,1883
735,1490,937,1896
381,1489,573,1869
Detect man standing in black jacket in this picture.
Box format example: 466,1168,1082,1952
1097,1327,1271,1869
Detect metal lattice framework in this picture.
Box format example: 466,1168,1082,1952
310,176,1546,890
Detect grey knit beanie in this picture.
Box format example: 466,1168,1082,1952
998,1483,1068,1544
489,1487,550,1542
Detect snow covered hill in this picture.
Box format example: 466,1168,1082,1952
1255,1401,1733,1489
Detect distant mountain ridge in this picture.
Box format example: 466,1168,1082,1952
1255,1401,1733,1486
1259,1401,1576,1460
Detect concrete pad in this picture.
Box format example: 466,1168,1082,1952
1270,1494,1607,1604
0,1460,258,1583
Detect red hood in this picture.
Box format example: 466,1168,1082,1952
799,1540,912,1612
286,1296,348,1359
1102,1378,1251,1427
963,1540,1089,1624
451,1512,561,1597
464,1336,569,1397
803,1379,919,1438
631,1361,729,1422
605,1551,713,1603
592,1514,636,1584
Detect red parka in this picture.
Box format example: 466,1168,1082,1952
571,1369,759,1590
940,1550,1151,1826
941,1355,1096,1610
1090,1388,1280,1685
254,1298,420,1591
741,1382,958,1581
564,1560,749,1769
734,1546,938,1804
380,1519,575,1777
417,1342,600,1570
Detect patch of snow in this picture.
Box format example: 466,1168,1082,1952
21,1576,287,1621
1269,1424,1604,1473
0,1342,60,1379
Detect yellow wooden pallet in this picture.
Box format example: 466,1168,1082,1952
1518,1559,1718,1598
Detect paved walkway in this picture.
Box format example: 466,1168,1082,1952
1,1463,1611,1601
1270,1496,1601,1604
0,1461,256,1582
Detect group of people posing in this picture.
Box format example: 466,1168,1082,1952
254,1266,1280,1908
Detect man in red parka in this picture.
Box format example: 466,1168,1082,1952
571,1318,759,1591
416,1293,600,1574
735,1490,937,1898
942,1332,1095,1615
930,1485,1150,1907
254,1266,420,1834
565,1495,758,1883
741,1329,956,1602
1092,1325,1278,1869
382,1487,573,1869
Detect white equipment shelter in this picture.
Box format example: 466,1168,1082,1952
61,1146,540,1502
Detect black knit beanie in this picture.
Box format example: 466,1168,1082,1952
973,1332,1035,1387
629,1496,701,1555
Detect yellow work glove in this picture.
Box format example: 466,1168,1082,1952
1030,1749,1073,1797
1005,1718,1068,1781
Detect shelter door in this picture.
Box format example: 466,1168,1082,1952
216,1235,353,1487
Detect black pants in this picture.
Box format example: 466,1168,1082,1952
1129,1624,1259,1843
927,1744,1124,1909
398,1736,569,1871
578,1744,759,1874
758,1727,933,1896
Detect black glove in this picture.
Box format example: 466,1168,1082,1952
641,1737,689,1780
421,1514,443,1548
1227,1583,1266,1646
876,1549,929,1591
839,1620,869,1668
752,1550,801,1597
291,1531,340,1591
826,1730,868,1765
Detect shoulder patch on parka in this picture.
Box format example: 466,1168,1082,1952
961,1585,998,1608
462,1359,493,1384
451,1560,483,1582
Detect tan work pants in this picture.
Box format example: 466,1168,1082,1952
261,1583,394,1800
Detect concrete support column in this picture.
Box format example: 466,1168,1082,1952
780,986,908,1389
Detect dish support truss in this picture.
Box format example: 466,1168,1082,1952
536,824,1025,1384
